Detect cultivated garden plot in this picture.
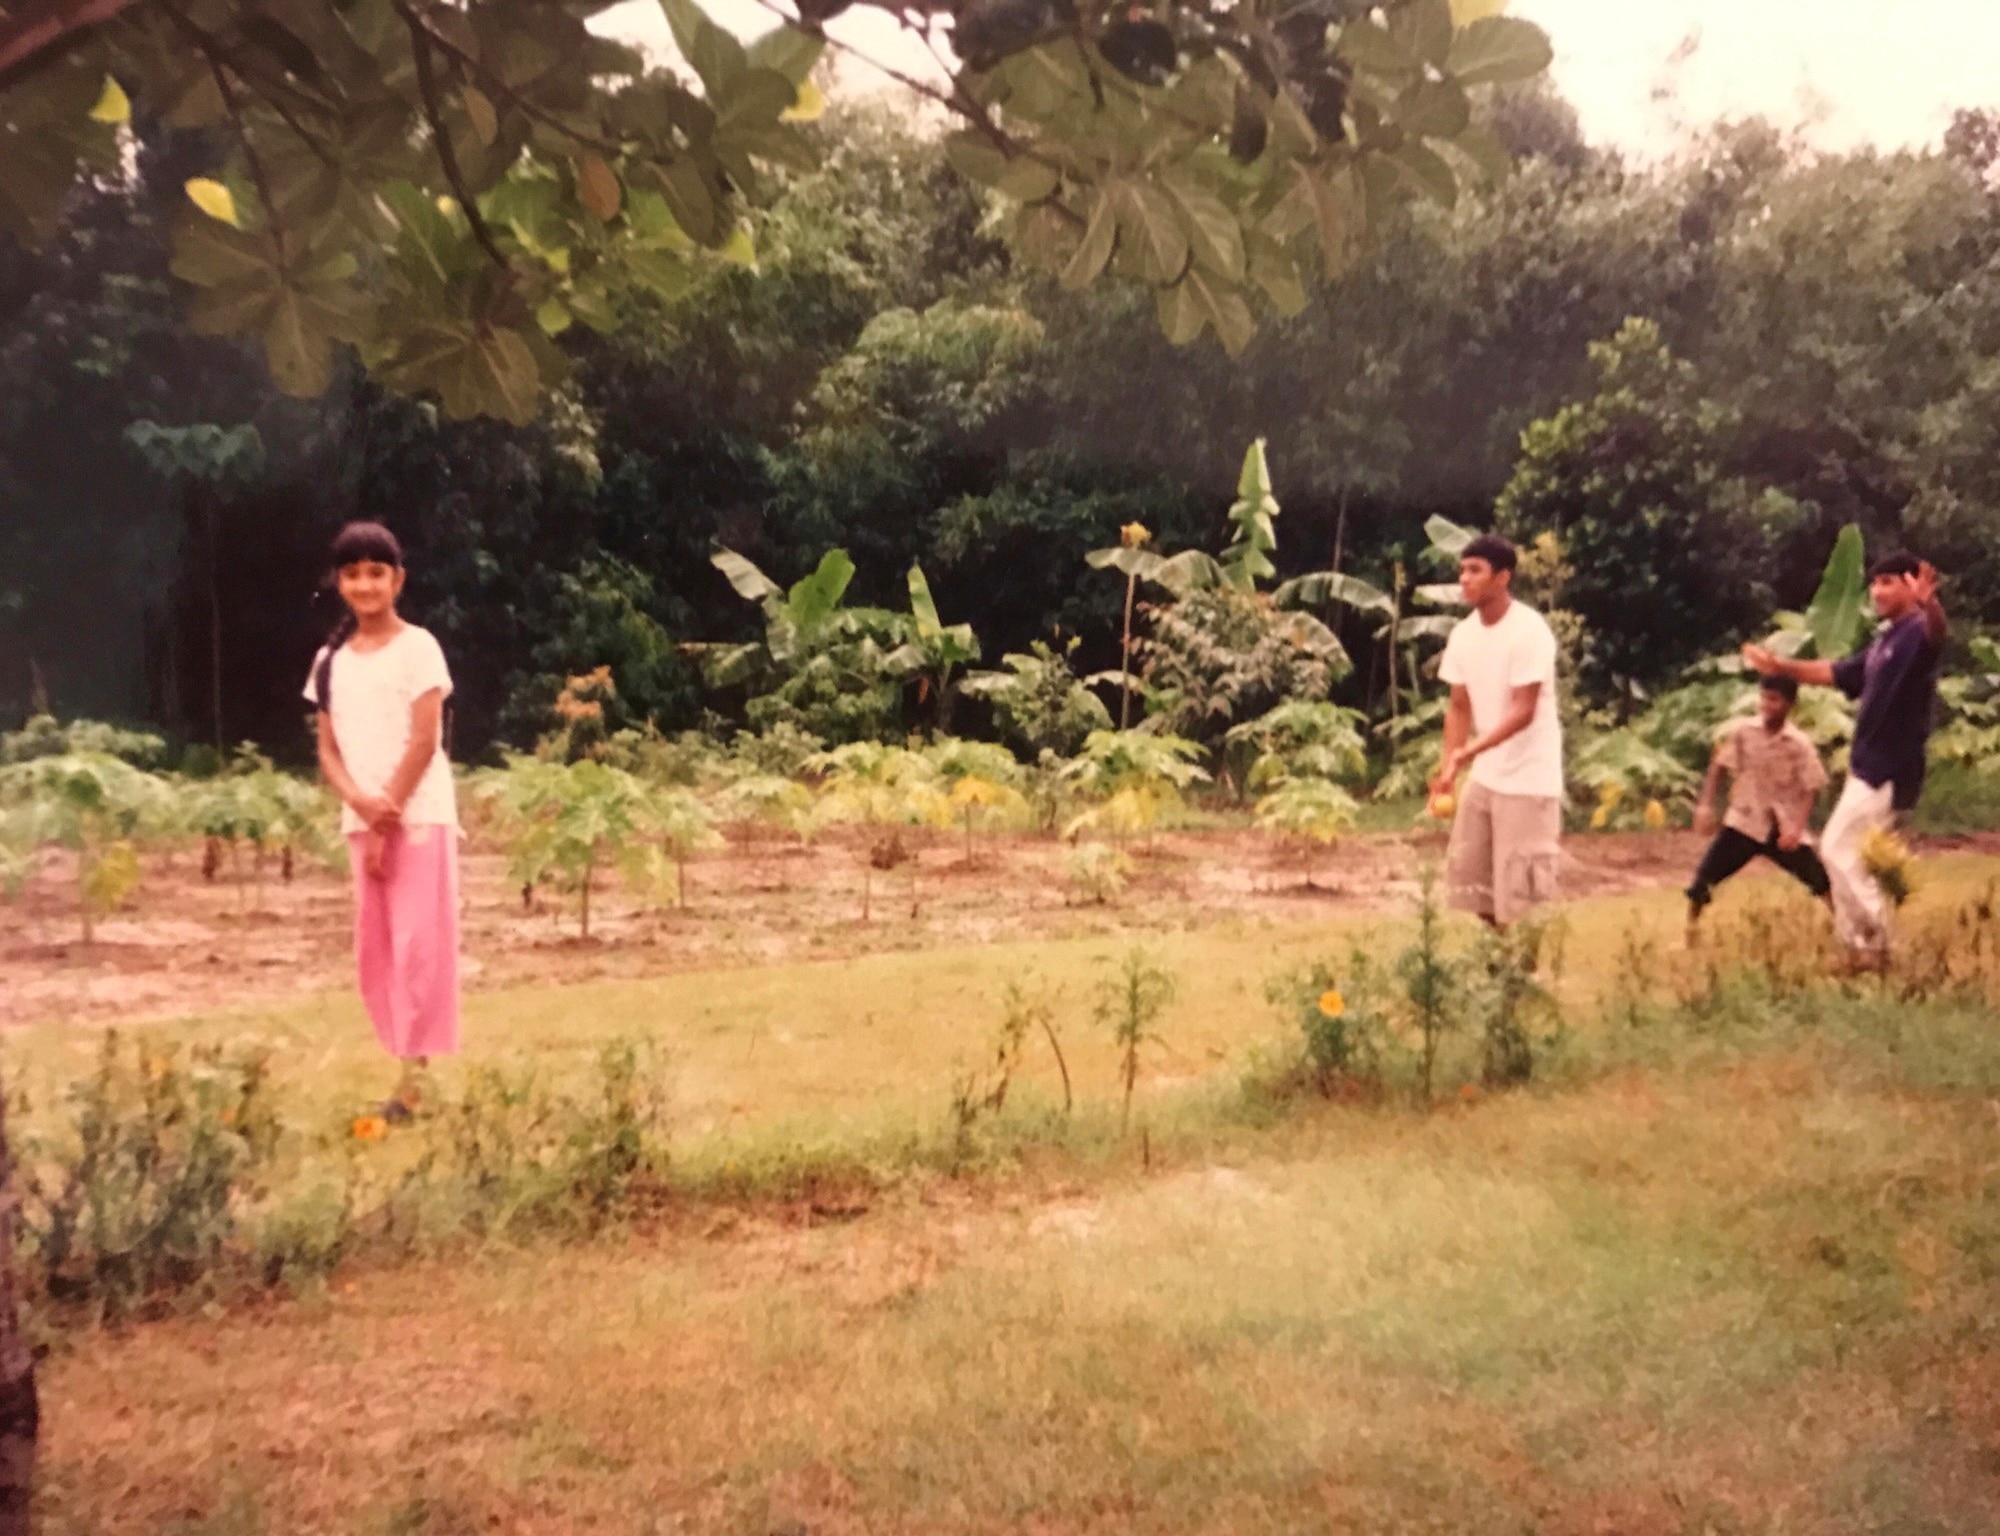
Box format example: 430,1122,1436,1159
0,818,1818,1031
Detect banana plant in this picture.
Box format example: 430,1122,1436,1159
1087,440,1350,728
702,547,866,685
885,565,982,735
1274,513,1469,729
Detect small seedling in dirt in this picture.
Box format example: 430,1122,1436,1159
1094,948,1177,1133
1065,843,1133,905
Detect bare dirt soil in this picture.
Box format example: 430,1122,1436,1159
6,824,1996,1030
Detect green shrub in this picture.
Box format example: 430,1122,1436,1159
1264,954,1390,1097
18,1032,282,1318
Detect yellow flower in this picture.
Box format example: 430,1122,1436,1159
1643,799,1667,830
350,1115,389,1143
1597,780,1624,807
1120,521,1152,549
1589,805,1609,830
1317,990,1345,1018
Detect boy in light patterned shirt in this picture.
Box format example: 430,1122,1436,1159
1685,674,1831,941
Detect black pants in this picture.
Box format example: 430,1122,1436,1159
1686,827,1832,911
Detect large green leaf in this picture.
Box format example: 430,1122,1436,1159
744,25,822,85
907,563,944,634
1445,16,1555,86
788,549,857,633
1111,179,1189,286
171,215,371,398
1061,190,1116,290
1164,177,1245,282
1395,76,1471,139
1425,515,1476,559
658,0,746,98
1273,571,1394,615
1186,268,1255,355
1388,0,1456,68
373,318,548,426
1805,524,1869,660
711,547,784,604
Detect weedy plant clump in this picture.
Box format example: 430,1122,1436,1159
17,1032,283,1319
1261,871,1564,1107
1095,948,1178,1134
15,1034,672,1321
948,981,1072,1172
1264,953,1393,1098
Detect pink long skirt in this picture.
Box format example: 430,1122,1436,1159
346,824,461,1060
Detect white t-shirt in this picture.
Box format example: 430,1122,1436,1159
1438,599,1564,799
304,624,458,833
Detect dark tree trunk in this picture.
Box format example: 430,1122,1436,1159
0,1095,39,1536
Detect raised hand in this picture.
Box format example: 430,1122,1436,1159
1910,561,1940,607
1741,642,1778,674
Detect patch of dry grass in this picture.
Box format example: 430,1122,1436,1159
39,1013,2000,1535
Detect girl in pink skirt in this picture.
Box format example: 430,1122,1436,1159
304,522,460,1121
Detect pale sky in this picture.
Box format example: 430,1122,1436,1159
601,0,2000,157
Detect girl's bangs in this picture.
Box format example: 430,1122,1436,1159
331,521,403,569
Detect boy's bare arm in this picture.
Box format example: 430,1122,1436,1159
1693,752,1728,836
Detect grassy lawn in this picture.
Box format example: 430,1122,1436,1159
27,857,2000,1534
17,853,1995,1150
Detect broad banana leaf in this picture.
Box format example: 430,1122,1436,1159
1805,524,1868,660
1272,569,1393,615
711,546,783,604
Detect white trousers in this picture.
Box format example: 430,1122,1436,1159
1821,776,1897,954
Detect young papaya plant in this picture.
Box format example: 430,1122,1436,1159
476,757,713,936
1253,777,1361,889
0,752,175,942
1059,730,1210,845
185,749,342,910
806,743,952,921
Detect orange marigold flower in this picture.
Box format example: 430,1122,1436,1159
350,1115,389,1142
1317,989,1345,1018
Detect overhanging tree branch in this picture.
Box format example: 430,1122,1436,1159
0,0,143,87
394,0,509,271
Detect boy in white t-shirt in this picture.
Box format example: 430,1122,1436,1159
1430,534,1564,928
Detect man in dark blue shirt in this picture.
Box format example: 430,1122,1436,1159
1743,554,1946,968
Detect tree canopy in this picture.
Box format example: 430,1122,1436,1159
0,0,1549,419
